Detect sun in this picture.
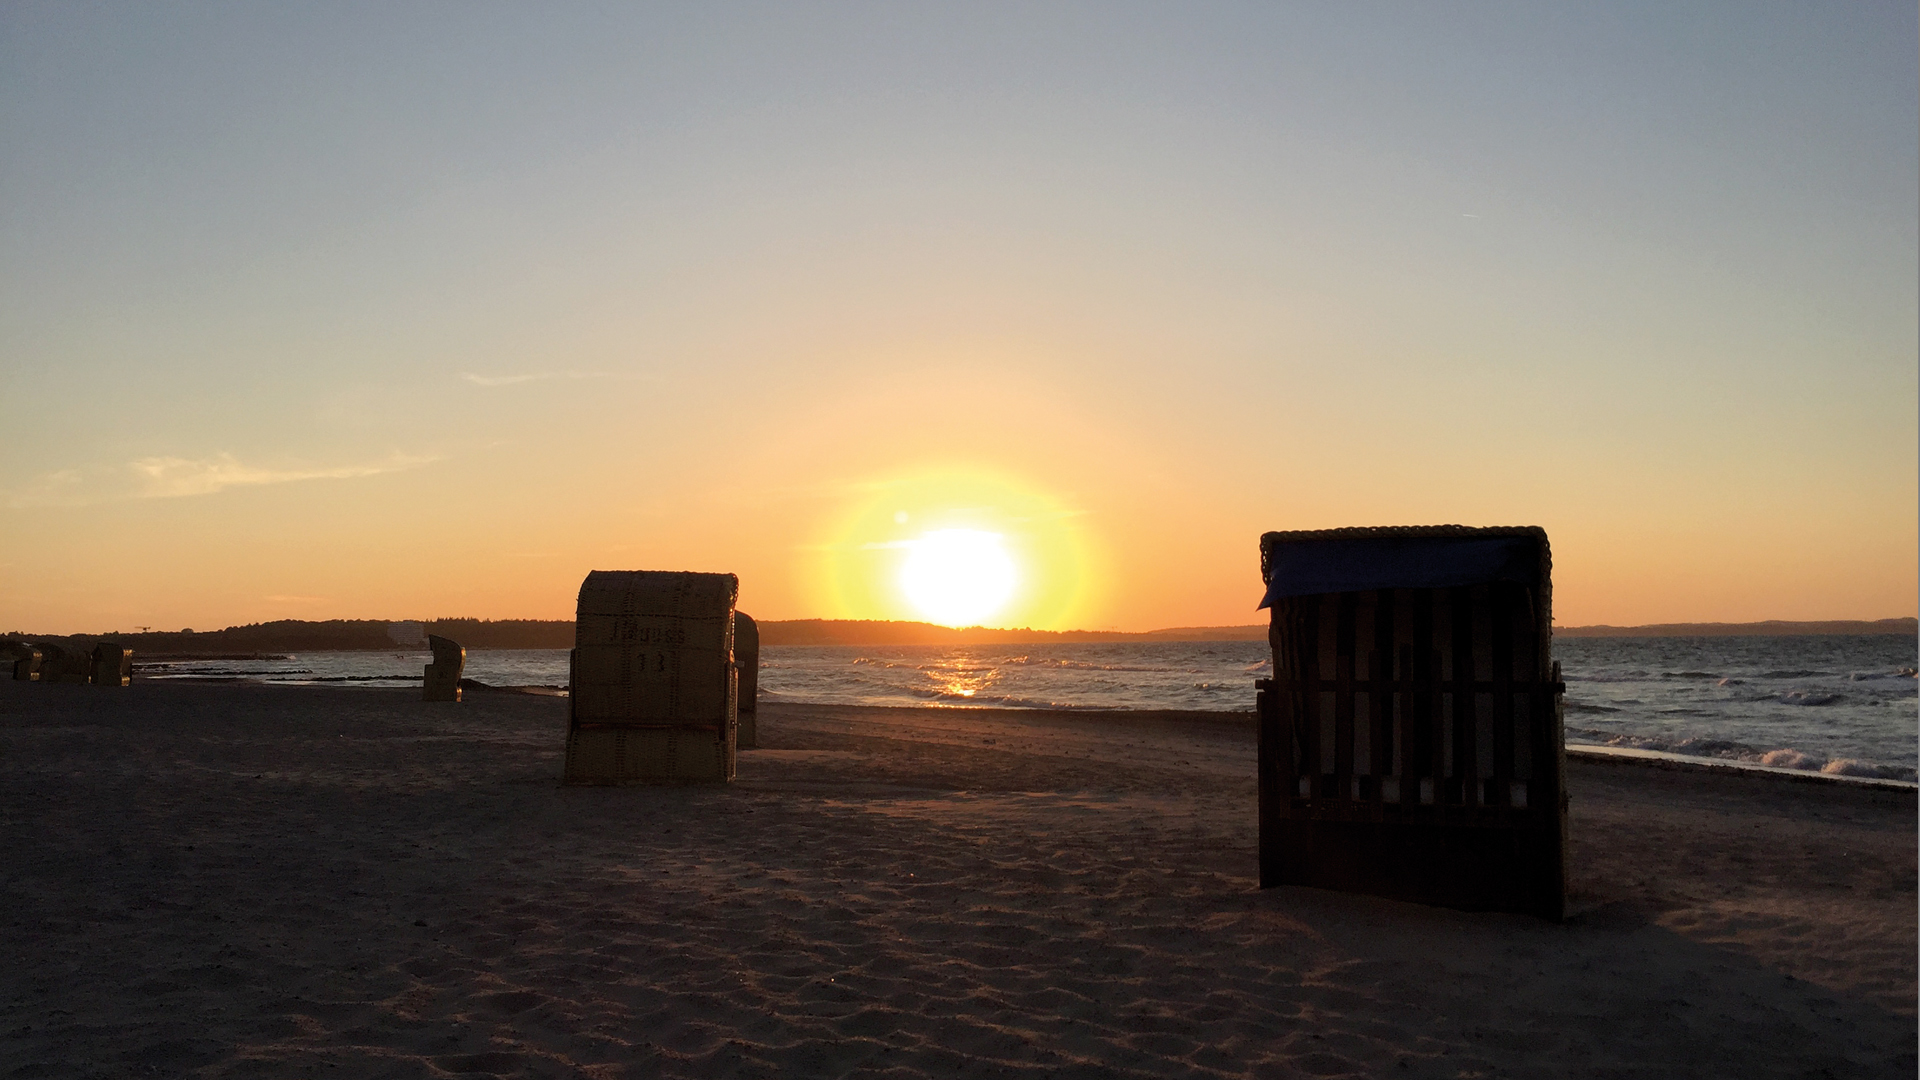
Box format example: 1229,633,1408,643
899,529,1017,626
806,465,1104,630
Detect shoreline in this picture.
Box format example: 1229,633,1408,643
126,674,1920,791
1565,742,1919,792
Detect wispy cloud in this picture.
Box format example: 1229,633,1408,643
462,371,642,388
131,452,437,498
3,453,438,508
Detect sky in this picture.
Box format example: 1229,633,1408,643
2,2,1915,634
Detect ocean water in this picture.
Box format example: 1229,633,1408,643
1553,636,1917,780
135,635,1917,780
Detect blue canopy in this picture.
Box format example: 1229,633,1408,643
1259,534,1538,608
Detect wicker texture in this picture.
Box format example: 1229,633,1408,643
564,570,739,784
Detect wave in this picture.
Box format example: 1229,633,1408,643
1776,690,1843,706
144,668,316,677
1566,727,1916,781
1010,658,1193,673
887,684,1089,710
1661,671,1720,679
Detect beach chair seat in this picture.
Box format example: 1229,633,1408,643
734,611,759,750
89,642,131,687
1255,525,1567,919
423,634,464,702
564,570,739,784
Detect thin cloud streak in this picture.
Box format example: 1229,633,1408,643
3,454,438,508
131,453,438,498
461,371,644,388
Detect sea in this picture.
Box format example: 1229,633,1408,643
135,635,1918,781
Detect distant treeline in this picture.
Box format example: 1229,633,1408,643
1554,618,1916,638
2,618,571,657
5,616,1910,656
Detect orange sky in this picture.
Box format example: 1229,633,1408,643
2,7,1915,635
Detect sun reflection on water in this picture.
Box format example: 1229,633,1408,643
921,656,1000,699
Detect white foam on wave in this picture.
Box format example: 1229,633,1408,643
1776,690,1844,706
1568,726,1917,782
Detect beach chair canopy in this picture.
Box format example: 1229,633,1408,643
1259,530,1540,607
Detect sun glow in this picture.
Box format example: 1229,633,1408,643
806,466,1103,629
900,529,1017,626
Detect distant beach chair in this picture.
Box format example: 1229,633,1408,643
1255,525,1567,920
564,570,739,784
423,634,464,702
4,640,41,682
37,643,91,685
734,611,759,750
89,642,131,687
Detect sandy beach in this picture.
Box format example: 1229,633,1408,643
2,680,1912,1079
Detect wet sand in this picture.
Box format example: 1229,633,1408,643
1,681,1912,1078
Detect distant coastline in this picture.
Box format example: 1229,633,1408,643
4,616,1913,654
1553,618,1916,638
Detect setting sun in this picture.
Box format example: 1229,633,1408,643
899,529,1018,626
805,466,1103,629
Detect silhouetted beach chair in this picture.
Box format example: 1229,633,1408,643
734,611,759,750
1255,525,1567,919
38,643,90,684
564,570,739,784
423,634,464,702
89,642,131,687
4,641,40,682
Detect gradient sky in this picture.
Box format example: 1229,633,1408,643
3,3,1915,634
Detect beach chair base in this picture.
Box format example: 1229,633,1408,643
563,725,736,784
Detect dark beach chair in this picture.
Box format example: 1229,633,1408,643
564,570,739,784
4,641,41,682
423,634,464,702
1255,525,1567,919
38,643,91,684
734,611,759,750
89,642,131,687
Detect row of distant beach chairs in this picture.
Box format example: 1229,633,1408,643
4,611,764,757
5,526,1570,919
6,640,131,686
